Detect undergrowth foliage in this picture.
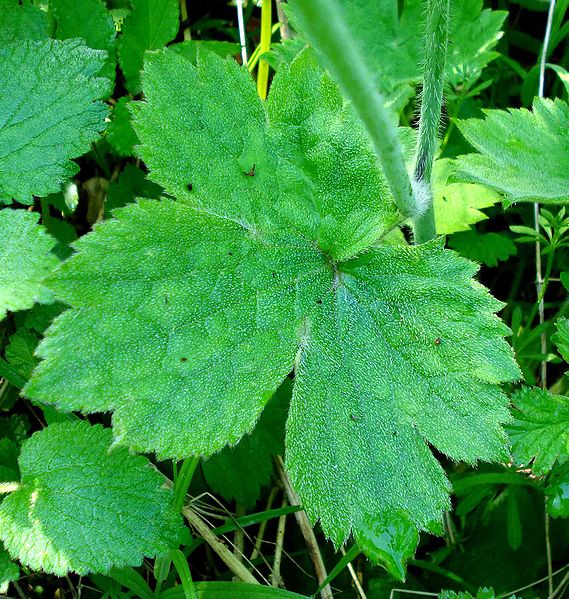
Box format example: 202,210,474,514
0,0,568,597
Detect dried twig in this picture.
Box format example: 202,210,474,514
275,456,333,599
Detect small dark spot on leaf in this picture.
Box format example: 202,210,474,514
164,295,169,304
272,272,276,278
187,183,193,191
350,414,361,422
180,357,188,362
434,337,441,346
316,298,323,304
243,164,256,177
392,431,397,436
228,251,233,256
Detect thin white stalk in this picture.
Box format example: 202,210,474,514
534,0,557,388
537,2,557,595
236,0,248,66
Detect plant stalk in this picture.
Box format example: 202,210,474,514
257,0,272,99
412,0,450,244
290,0,418,222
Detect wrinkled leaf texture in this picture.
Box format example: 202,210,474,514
26,48,520,548
0,422,181,575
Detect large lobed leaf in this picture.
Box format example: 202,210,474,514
26,48,520,550
0,421,181,575
0,39,109,204
454,98,569,205
0,210,59,320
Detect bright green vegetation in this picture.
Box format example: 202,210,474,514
0,0,568,597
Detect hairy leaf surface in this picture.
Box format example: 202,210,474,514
455,98,569,205
0,39,109,204
506,387,569,475
0,422,181,575
27,48,520,549
0,210,59,320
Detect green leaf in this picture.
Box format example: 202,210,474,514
0,421,182,575
448,231,517,267
0,39,109,204
0,0,48,41
0,544,18,594
553,317,569,368
354,510,418,581
118,0,180,95
132,47,400,261
455,98,569,205
545,462,569,518
202,379,290,508
445,0,506,90
161,582,309,599
106,98,140,157
433,159,501,234
105,163,162,216
0,438,20,484
506,387,569,475
5,328,39,378
287,0,506,110
0,415,30,445
49,0,117,83
439,589,497,599
27,49,520,553
169,40,241,64
0,210,59,320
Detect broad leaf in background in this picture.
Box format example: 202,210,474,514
0,0,48,41
0,422,181,575
107,98,140,157
553,317,569,373
506,387,569,475
448,230,517,267
0,39,109,204
433,159,501,234
5,329,39,378
287,0,506,111
202,379,291,508
105,163,162,216
545,462,569,518
27,49,520,556
118,0,179,95
0,545,18,594
49,0,117,83
455,98,569,205
0,210,59,320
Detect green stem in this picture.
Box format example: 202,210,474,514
256,0,272,100
291,0,417,220
0,358,26,389
412,0,450,244
173,456,199,513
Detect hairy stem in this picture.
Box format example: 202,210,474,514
412,0,450,244
291,0,417,221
